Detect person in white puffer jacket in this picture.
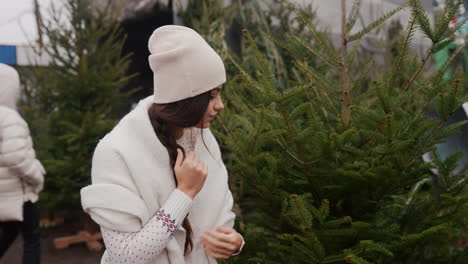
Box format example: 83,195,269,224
0,63,45,264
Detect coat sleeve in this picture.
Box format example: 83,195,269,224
206,129,243,254
81,139,150,232
204,129,236,228
2,112,45,190
215,164,236,228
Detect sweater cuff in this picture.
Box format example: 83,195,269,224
158,189,193,226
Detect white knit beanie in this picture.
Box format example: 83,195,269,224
0,63,21,110
148,25,226,104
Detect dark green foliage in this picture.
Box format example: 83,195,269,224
179,0,467,263
22,0,136,211
374,151,467,263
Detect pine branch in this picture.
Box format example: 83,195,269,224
294,60,340,104
410,0,434,40
351,59,374,98
288,33,341,68
400,112,429,136
401,121,444,172
261,30,290,52
435,0,454,38
344,253,373,264
376,83,390,113
276,101,309,164
431,37,455,53
346,0,361,33
428,43,465,84
226,53,265,95
435,77,464,119
278,85,307,101
242,29,278,100
395,43,464,111
322,256,347,263
257,129,288,140
348,1,410,42
440,16,468,40
280,233,323,263
275,139,307,166
401,43,434,92
389,15,416,91
358,240,394,257
255,105,284,119
258,31,289,83
348,37,362,66
341,0,352,126
249,109,265,152
434,0,463,41
281,0,341,65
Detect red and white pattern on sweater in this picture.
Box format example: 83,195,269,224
156,209,178,236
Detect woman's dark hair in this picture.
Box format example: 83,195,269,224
148,90,212,255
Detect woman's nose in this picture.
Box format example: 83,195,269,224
215,97,224,111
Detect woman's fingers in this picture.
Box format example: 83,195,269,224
204,242,232,256
175,148,184,168
194,157,202,169
216,226,235,234
174,151,208,199
198,161,207,175
204,246,230,259
207,230,233,244
201,233,232,257
200,231,229,249
189,154,207,175
185,151,195,163
200,228,244,259
200,231,238,253
185,152,203,169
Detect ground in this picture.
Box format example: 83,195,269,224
0,222,102,264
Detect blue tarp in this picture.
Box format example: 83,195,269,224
0,45,16,65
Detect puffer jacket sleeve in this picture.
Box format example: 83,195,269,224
1,110,45,190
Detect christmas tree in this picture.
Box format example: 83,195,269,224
22,0,136,213
181,0,467,263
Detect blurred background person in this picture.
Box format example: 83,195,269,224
0,63,45,264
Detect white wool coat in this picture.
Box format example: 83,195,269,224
0,63,45,221
81,96,236,264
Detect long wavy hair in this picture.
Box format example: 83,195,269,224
148,90,212,255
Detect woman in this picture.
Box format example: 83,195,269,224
81,25,244,263
0,63,45,264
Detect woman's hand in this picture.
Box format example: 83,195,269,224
174,149,208,199
200,226,244,259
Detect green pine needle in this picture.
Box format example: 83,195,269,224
346,0,361,34
348,1,410,42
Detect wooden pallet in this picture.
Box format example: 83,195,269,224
54,231,103,252
53,215,103,252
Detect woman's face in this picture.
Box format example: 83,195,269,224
197,86,224,128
